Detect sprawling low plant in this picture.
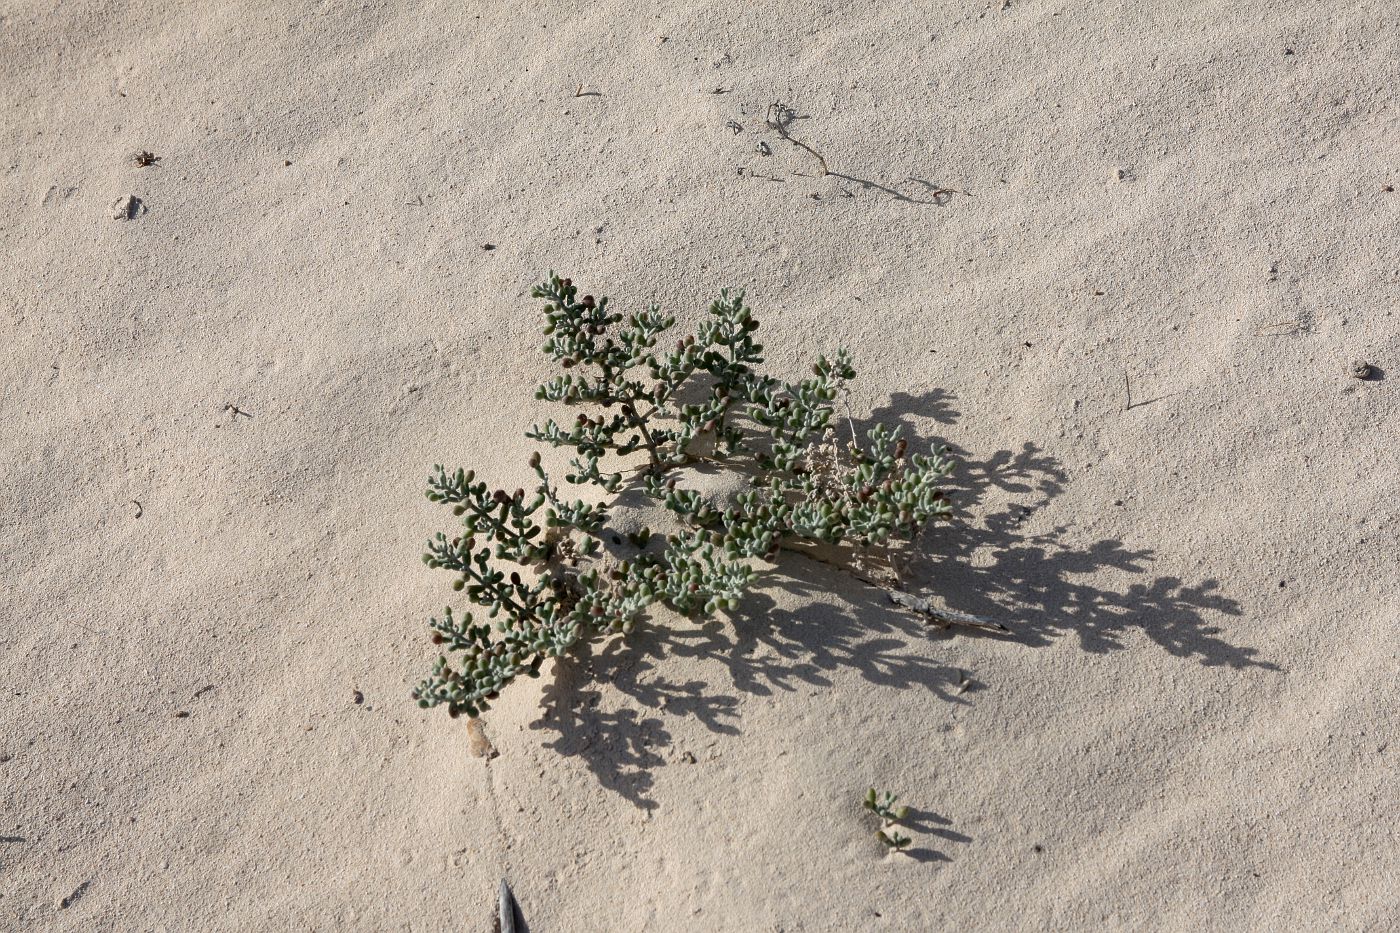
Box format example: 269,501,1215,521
413,275,953,719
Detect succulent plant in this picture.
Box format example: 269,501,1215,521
865,787,913,851
413,274,954,720
877,828,912,851
864,787,911,825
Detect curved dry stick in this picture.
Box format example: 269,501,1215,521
766,102,829,176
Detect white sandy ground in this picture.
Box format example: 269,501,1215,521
3,1,1398,929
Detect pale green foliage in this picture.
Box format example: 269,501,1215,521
413,275,954,719
865,787,912,850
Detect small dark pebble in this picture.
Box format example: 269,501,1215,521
174,711,190,718
1284,48,1294,55
1384,185,1395,193
1350,360,1374,380
482,243,496,250
1032,844,1044,853
353,690,365,705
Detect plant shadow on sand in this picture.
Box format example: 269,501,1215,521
529,388,1277,812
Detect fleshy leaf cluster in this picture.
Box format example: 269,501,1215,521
414,275,953,719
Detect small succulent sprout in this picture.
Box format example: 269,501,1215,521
864,788,909,826
877,829,912,851
415,274,954,721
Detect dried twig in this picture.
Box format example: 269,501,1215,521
887,590,1010,632
766,102,829,176
498,879,517,933
1254,320,1301,337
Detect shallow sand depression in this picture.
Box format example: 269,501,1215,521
3,1,1397,930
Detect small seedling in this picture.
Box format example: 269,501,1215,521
865,787,913,851
413,274,954,719
877,828,912,851
864,787,911,825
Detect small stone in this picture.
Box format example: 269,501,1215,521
680,751,697,764
353,690,365,705
1349,360,1373,380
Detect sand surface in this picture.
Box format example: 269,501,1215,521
3,1,1398,929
